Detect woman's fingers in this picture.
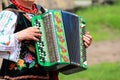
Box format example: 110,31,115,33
83,32,92,48
32,36,39,41
15,27,41,42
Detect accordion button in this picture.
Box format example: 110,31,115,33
43,53,46,56
40,32,42,34
41,42,44,46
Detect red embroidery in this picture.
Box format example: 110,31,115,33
9,63,16,70
6,41,10,46
27,54,33,61
7,51,10,54
35,64,38,68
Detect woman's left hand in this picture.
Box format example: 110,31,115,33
83,32,92,48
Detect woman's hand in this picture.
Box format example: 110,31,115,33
15,26,41,42
83,32,92,48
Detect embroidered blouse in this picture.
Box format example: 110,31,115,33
0,10,21,62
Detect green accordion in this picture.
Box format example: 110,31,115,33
31,10,87,75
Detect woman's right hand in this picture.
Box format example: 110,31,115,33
15,26,41,42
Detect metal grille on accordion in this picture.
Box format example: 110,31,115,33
31,10,87,75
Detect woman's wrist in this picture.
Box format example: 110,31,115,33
14,33,23,42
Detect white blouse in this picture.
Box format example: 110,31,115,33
0,10,21,62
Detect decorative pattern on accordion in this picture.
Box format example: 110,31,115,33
31,10,70,69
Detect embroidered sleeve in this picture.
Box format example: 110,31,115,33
0,10,21,62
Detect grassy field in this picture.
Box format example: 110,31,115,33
75,1,120,41
59,62,120,80
59,1,120,80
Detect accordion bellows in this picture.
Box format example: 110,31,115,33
31,10,87,75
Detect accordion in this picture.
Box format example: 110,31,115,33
31,10,87,75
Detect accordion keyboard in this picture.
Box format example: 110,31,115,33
42,13,58,62
34,13,57,63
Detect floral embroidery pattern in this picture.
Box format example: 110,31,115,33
8,42,37,71
24,53,34,63
16,59,26,70
23,53,36,68
17,59,25,67
0,35,11,46
6,41,10,46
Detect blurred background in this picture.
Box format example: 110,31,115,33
0,0,120,80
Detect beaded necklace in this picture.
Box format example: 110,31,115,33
10,0,37,14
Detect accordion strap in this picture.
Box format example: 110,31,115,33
36,4,46,14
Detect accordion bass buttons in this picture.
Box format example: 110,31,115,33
37,39,46,62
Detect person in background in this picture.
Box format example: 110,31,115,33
0,0,92,80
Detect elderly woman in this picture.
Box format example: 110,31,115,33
0,0,92,80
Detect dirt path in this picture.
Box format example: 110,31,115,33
87,40,120,65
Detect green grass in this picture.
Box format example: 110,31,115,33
59,62,120,80
59,1,120,80
75,1,120,41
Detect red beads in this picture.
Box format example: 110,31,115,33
10,0,37,14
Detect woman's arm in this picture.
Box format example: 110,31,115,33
0,10,21,62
